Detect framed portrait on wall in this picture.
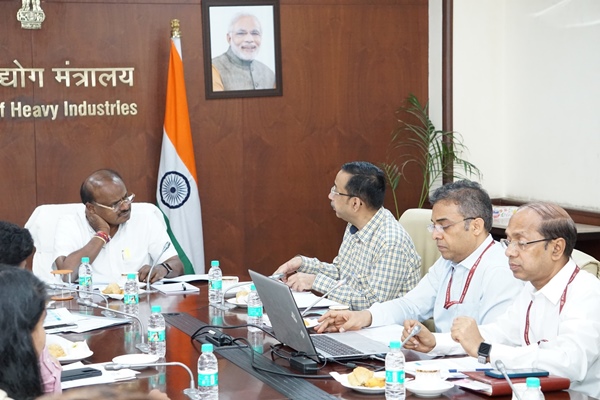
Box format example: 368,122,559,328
202,0,282,99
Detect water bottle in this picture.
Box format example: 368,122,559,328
521,377,545,400
123,273,139,315
247,330,264,354
247,284,263,332
385,341,405,400
208,260,223,305
148,305,166,357
78,257,93,299
197,343,219,399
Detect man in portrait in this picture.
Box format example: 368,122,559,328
212,12,276,91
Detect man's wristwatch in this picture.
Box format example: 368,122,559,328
160,262,173,276
477,342,492,364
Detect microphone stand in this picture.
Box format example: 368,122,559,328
301,278,347,317
495,360,522,400
77,299,149,353
145,242,171,294
212,281,253,311
105,361,199,399
48,283,114,317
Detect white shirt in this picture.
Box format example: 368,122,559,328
369,235,523,338
53,204,178,284
478,260,600,398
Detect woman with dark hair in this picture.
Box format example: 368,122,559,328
0,265,48,399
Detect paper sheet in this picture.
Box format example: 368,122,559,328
151,282,200,294
292,291,344,309
44,309,130,333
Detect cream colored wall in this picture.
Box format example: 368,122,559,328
431,0,600,212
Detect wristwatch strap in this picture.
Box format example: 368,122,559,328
160,262,173,274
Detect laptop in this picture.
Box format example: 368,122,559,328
249,269,390,361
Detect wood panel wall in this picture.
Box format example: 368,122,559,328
0,0,428,278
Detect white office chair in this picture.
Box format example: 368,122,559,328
399,208,441,278
25,202,166,283
572,249,600,279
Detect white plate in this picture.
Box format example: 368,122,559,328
224,283,252,299
226,298,248,308
406,380,454,397
99,285,147,300
46,335,93,364
112,353,160,369
330,371,387,394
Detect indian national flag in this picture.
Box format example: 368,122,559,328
156,20,205,274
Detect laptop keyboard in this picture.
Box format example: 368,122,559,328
311,334,362,357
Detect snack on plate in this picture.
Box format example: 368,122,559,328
236,289,249,304
347,366,374,387
48,343,66,358
102,282,124,295
365,376,385,388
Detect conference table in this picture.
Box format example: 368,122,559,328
55,281,592,400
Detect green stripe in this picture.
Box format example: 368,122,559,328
157,203,195,275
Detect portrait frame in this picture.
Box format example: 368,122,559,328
202,0,282,99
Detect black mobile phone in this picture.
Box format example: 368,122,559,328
485,368,549,379
61,367,103,382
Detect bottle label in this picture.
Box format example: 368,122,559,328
385,369,405,384
210,279,222,290
79,275,91,288
198,371,218,387
123,293,139,305
248,306,263,318
148,327,165,342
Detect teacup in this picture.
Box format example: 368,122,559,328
415,364,443,384
222,276,240,292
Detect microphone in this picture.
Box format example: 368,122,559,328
495,360,522,400
146,242,171,293
301,278,347,317
400,324,422,348
77,299,149,353
105,361,199,399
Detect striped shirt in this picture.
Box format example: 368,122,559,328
299,207,421,310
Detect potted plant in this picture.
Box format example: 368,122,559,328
382,94,482,217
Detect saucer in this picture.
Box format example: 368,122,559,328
330,371,387,394
405,380,454,397
46,335,93,364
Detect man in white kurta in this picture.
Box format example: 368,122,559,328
402,202,600,398
53,169,182,284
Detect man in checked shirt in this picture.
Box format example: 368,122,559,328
316,180,523,344
273,161,422,310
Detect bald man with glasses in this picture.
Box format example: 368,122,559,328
316,180,523,353
54,169,183,284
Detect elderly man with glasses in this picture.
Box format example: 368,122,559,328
273,161,421,310
54,169,183,284
316,180,523,348
401,202,600,397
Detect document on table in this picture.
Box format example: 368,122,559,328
151,282,199,294
157,274,209,283
44,308,130,334
406,356,492,378
61,362,138,389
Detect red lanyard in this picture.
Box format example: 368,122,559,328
443,241,495,309
523,266,580,345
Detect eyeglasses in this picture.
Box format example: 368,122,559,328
94,193,135,212
499,237,554,251
427,217,476,233
330,186,354,198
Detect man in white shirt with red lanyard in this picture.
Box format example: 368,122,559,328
402,202,600,398
316,180,523,349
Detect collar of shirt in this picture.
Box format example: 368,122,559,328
346,207,386,243
453,234,495,271
528,258,578,306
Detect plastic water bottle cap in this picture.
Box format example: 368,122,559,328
211,260,219,267
250,284,256,291
127,273,136,279
526,377,541,388
81,257,90,263
202,343,214,353
389,341,401,349
151,305,162,313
